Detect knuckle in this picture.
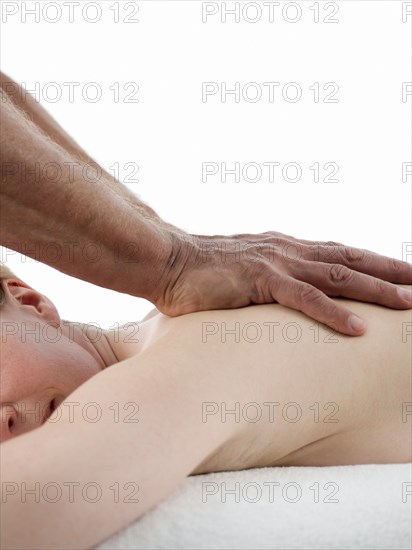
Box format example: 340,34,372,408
276,231,295,241
388,256,401,273
329,264,354,285
374,278,388,295
298,283,324,305
261,231,285,246
342,246,365,263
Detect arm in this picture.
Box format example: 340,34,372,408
0,71,96,167
0,89,184,302
1,72,410,334
0,71,175,227
0,338,239,550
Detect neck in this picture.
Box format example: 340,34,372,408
61,320,120,369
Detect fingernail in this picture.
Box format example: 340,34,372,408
349,314,366,332
397,288,412,302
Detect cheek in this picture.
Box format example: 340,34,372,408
40,340,103,395
3,337,101,399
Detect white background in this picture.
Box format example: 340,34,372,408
0,0,411,327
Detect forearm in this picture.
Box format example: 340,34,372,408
0,92,182,301
0,71,94,167
0,71,178,232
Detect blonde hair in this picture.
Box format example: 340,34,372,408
0,261,23,307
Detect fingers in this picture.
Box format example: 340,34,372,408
257,234,411,284
304,243,412,284
271,278,367,337
289,261,412,310
262,233,412,284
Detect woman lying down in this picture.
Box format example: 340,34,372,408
1,260,411,550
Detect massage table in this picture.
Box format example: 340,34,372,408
97,463,412,549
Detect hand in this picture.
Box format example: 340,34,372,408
155,231,412,336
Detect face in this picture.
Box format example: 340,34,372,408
0,279,105,442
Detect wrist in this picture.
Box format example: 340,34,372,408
150,229,196,308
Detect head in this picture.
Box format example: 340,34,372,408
0,261,106,442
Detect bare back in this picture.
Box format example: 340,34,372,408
125,286,412,472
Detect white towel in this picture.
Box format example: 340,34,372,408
97,463,412,549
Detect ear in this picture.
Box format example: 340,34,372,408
3,279,61,327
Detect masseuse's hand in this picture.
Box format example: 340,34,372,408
156,231,412,336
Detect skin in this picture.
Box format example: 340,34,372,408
0,279,116,442
1,71,412,334
0,277,411,549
